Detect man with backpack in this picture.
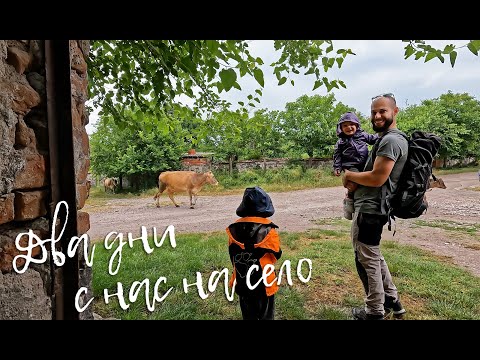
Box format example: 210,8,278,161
342,93,408,320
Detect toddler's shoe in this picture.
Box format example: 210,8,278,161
343,197,354,220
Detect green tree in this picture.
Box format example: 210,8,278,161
198,109,285,171
397,91,480,164
397,102,467,161
90,107,189,189
246,109,285,159
435,92,480,159
279,94,354,160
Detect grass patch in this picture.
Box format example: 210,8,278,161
91,226,480,320
434,166,478,176
414,219,480,235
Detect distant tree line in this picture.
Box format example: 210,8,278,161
90,91,480,189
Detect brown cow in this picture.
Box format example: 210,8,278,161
104,177,118,193
153,171,219,208
86,180,92,198
428,177,446,190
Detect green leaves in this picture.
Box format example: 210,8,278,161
206,40,219,55
88,40,479,137
312,80,323,91
424,52,437,63
278,77,287,85
253,68,264,87
397,92,480,160
449,51,457,67
219,68,237,91
404,44,415,59
467,40,480,55
404,40,477,67
279,94,354,158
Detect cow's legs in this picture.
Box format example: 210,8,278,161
153,182,167,207
167,190,180,207
189,191,194,209
190,192,198,209
189,191,198,209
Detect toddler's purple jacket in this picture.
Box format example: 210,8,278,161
333,112,378,172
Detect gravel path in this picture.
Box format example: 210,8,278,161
85,172,480,276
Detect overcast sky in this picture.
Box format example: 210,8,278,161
86,40,480,134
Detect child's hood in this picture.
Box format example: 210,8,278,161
236,186,275,218
337,112,362,136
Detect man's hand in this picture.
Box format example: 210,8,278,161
342,170,357,192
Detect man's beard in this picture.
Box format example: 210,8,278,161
371,116,393,132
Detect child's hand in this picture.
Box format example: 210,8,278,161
334,169,341,176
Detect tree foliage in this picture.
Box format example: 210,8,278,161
403,40,480,67
279,94,355,158
199,109,285,161
87,40,479,132
89,106,190,188
87,40,480,179
86,40,356,127
397,91,480,160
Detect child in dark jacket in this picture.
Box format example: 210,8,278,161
226,186,282,320
333,112,378,220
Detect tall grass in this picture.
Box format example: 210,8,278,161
212,165,341,193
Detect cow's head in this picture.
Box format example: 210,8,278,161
205,171,219,186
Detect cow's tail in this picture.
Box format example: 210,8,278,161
153,173,165,200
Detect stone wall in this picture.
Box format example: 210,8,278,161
433,157,478,168
211,158,333,173
0,40,92,320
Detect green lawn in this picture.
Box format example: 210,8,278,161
91,225,480,320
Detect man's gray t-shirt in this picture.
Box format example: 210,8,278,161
354,128,408,215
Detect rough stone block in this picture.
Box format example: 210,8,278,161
0,269,51,320
0,194,15,225
14,152,47,190
14,190,48,221
15,117,37,149
6,81,41,116
76,183,88,210
77,211,90,235
0,232,42,273
6,46,32,75
70,44,87,74
70,70,88,105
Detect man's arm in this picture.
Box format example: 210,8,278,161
343,155,395,188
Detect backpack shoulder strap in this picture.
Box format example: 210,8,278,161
372,131,409,231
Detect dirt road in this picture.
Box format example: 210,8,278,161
85,172,480,276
